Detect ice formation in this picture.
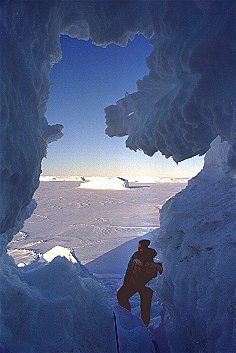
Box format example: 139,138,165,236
43,245,80,264
105,1,235,167
1,1,234,243
0,1,235,352
0,253,117,353
155,138,236,352
79,177,129,190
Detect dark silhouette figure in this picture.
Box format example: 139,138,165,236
117,239,163,327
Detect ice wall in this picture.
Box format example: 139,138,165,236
0,2,153,352
105,1,235,166
1,0,235,248
155,138,236,352
0,1,63,249
0,0,153,248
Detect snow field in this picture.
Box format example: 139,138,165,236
4,183,185,353
8,183,185,266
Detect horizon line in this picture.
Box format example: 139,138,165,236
40,174,191,179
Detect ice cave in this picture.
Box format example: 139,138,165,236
0,1,235,352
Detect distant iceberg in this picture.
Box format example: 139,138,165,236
79,177,129,190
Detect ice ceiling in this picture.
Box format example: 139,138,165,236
0,0,235,246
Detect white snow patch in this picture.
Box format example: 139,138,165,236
43,245,78,264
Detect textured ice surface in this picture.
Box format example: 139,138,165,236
105,1,235,166
0,253,117,353
1,0,235,245
155,139,236,353
114,305,155,353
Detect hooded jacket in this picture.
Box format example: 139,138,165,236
124,248,163,286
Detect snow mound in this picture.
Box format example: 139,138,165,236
43,245,78,264
0,254,116,353
79,177,129,190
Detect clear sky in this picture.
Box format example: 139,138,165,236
42,35,204,178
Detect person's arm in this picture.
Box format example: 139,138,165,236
123,254,135,283
143,262,163,284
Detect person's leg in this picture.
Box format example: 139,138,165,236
117,284,137,311
139,286,153,327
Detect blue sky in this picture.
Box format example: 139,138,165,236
42,35,204,177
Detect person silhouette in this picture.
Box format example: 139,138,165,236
117,239,163,327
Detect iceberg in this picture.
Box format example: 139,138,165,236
79,177,129,190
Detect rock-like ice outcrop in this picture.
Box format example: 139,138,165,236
155,138,236,352
0,253,116,353
105,1,235,168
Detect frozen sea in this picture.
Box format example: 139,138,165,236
7,181,186,349
8,181,186,270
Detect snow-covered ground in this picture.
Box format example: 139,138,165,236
6,182,185,352
8,182,185,267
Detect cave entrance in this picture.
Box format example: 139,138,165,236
8,34,203,267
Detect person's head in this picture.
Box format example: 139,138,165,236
138,239,150,254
